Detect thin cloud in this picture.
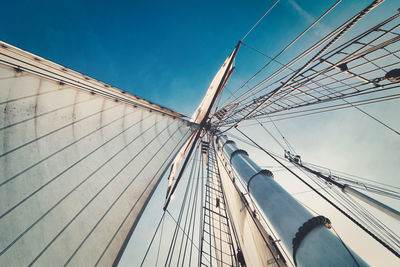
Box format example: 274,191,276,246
287,0,333,37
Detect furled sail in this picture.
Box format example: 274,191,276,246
190,48,237,124
0,41,195,266
165,43,240,206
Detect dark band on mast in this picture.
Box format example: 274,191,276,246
292,216,332,266
229,149,248,164
222,140,235,150
247,169,274,192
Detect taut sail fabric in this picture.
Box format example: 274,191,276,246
190,50,236,124
0,41,195,266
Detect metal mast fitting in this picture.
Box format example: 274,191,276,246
216,135,368,266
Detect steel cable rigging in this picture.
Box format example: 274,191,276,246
234,127,400,258
214,5,400,135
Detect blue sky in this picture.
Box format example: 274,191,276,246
2,1,399,265
1,0,256,114
0,0,375,116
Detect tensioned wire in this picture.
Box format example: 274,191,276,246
218,1,351,109
139,146,205,266
0,56,183,119
214,144,291,266
0,111,157,222
214,0,398,262
224,0,342,109
221,49,399,127
230,117,398,201
0,101,120,159
29,118,185,266
216,65,296,154
209,140,236,265
221,41,400,136
0,106,141,188
227,129,399,201
238,97,400,128
211,139,239,265
0,112,159,260
174,146,202,267
94,126,193,266
139,140,200,267
234,127,400,258
218,1,392,132
241,0,281,41
164,145,201,267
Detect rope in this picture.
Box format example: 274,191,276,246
221,0,343,116
241,0,280,41
265,115,297,154
235,127,400,259
164,148,200,266
321,85,400,135
166,210,203,253
331,226,361,267
349,103,400,135
237,93,400,126
156,215,166,267
186,155,202,267
175,151,201,267
140,212,166,266
237,0,341,105
257,119,286,151
295,199,361,267
221,1,384,132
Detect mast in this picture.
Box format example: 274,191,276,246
164,41,241,210
285,153,400,222
342,186,400,221
216,135,368,266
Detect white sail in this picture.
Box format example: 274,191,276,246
166,46,238,200
165,134,196,198
190,51,235,124
0,41,195,266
